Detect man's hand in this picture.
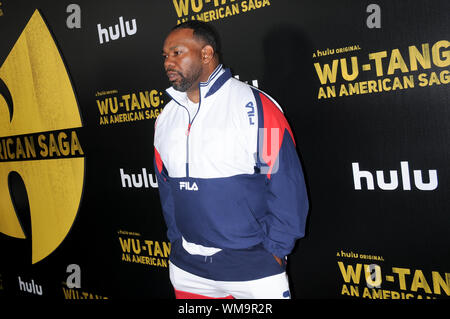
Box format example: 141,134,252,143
273,255,283,266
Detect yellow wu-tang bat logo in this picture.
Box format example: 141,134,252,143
0,10,84,264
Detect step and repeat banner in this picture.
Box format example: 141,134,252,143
0,0,449,300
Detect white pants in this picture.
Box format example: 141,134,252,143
169,262,291,299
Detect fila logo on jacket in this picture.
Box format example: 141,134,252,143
179,181,198,191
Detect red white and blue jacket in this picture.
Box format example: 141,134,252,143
154,65,309,268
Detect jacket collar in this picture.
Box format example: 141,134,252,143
166,64,231,106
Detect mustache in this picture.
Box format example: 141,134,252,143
166,69,183,76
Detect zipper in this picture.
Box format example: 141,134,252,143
185,92,201,177
183,105,191,177
166,90,202,178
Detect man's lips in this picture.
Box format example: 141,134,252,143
166,70,181,81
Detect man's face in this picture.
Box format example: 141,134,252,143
162,28,203,92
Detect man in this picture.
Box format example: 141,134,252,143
154,21,309,299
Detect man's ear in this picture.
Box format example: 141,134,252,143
201,45,215,64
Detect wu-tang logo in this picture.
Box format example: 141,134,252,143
0,10,85,264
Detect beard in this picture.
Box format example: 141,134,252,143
168,65,203,92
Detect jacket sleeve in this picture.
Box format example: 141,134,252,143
254,91,309,258
154,146,181,243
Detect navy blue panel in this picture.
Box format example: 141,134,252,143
169,173,267,249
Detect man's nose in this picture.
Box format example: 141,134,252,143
164,56,174,70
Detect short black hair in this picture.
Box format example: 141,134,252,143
171,21,222,61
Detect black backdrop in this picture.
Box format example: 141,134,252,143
0,0,449,300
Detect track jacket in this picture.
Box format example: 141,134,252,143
154,65,309,280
